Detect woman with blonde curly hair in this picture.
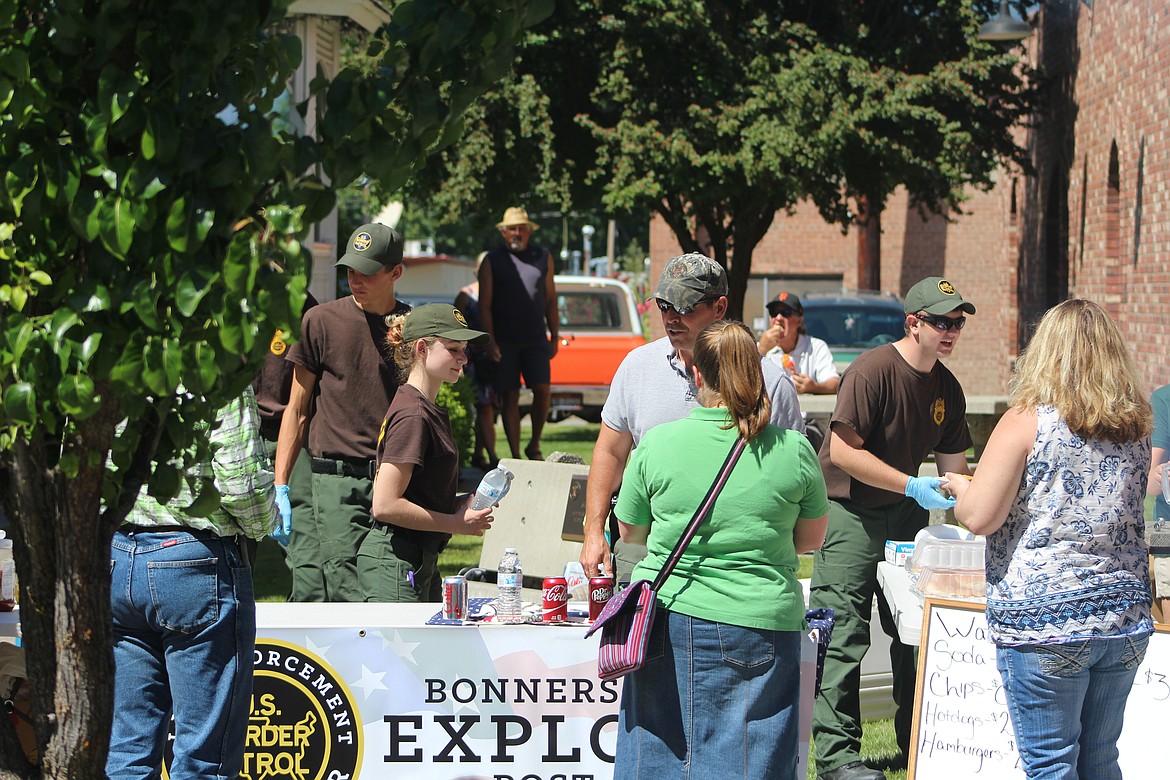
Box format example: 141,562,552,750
947,298,1153,780
364,304,496,602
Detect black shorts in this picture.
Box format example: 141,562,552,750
492,340,551,394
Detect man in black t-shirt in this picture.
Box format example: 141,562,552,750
810,277,975,780
478,207,559,461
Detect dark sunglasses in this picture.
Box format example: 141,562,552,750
656,296,717,316
768,307,799,318
914,312,966,332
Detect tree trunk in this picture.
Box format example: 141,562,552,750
856,194,882,291
0,409,122,778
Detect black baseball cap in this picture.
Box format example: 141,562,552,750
766,291,804,316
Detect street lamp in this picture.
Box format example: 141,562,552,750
977,0,1032,42
581,224,595,275
978,0,1093,43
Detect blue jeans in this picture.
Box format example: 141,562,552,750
615,610,802,779
997,634,1150,780
107,530,256,780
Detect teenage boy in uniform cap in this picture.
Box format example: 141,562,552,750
274,222,411,602
810,276,975,780
759,291,840,394
580,252,806,581
479,206,559,461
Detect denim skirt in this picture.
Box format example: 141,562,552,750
615,609,802,779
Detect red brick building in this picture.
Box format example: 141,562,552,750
649,1,1168,397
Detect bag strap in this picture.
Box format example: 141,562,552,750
650,436,747,592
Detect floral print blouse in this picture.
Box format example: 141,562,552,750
986,405,1153,646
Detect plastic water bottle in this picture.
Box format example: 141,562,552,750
472,466,514,511
496,547,524,624
0,533,15,612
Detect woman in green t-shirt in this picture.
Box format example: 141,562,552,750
613,319,829,779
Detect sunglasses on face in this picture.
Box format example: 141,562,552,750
914,312,966,332
656,297,717,316
769,307,798,318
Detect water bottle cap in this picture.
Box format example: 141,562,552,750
505,547,517,553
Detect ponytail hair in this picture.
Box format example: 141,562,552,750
384,312,424,381
693,320,771,441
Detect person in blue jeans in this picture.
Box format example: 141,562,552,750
949,299,1153,780
612,320,828,779
107,387,277,779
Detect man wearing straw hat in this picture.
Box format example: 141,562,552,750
479,206,560,461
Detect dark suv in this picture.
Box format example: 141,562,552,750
801,291,905,372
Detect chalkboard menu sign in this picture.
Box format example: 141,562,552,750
909,598,1169,779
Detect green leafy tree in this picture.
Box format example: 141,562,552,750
0,0,550,775
408,0,1031,315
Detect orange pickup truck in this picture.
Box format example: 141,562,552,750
537,275,647,423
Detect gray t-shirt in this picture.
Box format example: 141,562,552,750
602,337,805,445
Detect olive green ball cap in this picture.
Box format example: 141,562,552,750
903,277,976,315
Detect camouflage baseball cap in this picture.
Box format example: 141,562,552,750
652,253,728,310
904,277,976,315
336,223,404,275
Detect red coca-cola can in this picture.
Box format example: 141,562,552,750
588,575,613,621
541,577,569,623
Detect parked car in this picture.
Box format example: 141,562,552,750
516,275,646,423
801,290,905,373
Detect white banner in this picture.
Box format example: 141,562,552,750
250,603,815,780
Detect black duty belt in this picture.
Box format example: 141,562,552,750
310,456,377,480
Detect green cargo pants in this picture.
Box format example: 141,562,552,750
356,524,442,603
291,469,374,603
809,496,925,775
260,441,315,597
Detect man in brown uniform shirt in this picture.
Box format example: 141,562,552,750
810,277,975,780
274,223,410,602
251,274,317,575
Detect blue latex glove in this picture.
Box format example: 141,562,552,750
904,476,956,511
271,484,292,546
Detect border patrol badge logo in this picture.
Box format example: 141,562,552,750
453,309,468,327
269,330,287,356
242,640,363,780
933,398,946,425
352,232,373,252
937,279,956,296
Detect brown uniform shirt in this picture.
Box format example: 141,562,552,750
819,343,972,507
252,291,319,440
286,296,410,461
376,384,457,551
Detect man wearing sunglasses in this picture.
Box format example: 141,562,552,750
580,252,805,582
759,291,840,395
810,276,976,780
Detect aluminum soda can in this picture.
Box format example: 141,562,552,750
541,577,569,623
442,575,468,621
588,575,613,621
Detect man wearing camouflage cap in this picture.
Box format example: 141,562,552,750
580,252,805,580
811,276,975,780
274,222,412,602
